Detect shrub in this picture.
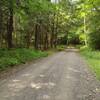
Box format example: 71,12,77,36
0,48,48,71
88,29,100,50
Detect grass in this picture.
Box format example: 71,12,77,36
57,45,67,51
80,46,100,80
0,48,48,71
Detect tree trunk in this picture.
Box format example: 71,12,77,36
50,21,55,48
34,23,39,49
7,5,13,48
0,10,2,48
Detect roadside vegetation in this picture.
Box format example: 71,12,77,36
57,45,67,51
80,47,100,80
0,48,48,71
0,0,100,78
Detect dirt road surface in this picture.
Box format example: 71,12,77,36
0,49,100,100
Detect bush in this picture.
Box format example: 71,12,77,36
57,45,66,51
80,47,100,80
88,30,100,50
0,48,48,71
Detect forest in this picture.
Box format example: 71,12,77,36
0,0,100,49
0,0,100,78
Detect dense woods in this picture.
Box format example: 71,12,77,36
0,1,100,97
0,0,69,50
0,0,100,50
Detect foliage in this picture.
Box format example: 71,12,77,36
0,0,100,71
88,30,100,50
0,49,48,70
0,0,99,50
77,0,100,49
0,0,73,49
80,47,100,80
68,32,80,45
57,45,67,51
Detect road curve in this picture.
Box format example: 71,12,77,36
0,49,100,100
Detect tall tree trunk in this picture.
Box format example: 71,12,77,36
50,21,55,48
26,33,31,48
50,13,56,48
0,10,2,48
54,14,59,48
34,23,39,49
7,3,13,48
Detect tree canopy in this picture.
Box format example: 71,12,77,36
0,0,100,50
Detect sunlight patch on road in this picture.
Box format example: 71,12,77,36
31,83,42,89
68,67,80,73
12,79,21,82
39,74,45,78
30,82,56,90
22,73,31,77
8,81,27,92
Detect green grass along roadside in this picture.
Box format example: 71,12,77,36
1,46,99,81
0,45,66,72
0,48,48,71
80,47,100,80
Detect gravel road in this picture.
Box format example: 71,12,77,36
0,49,100,100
